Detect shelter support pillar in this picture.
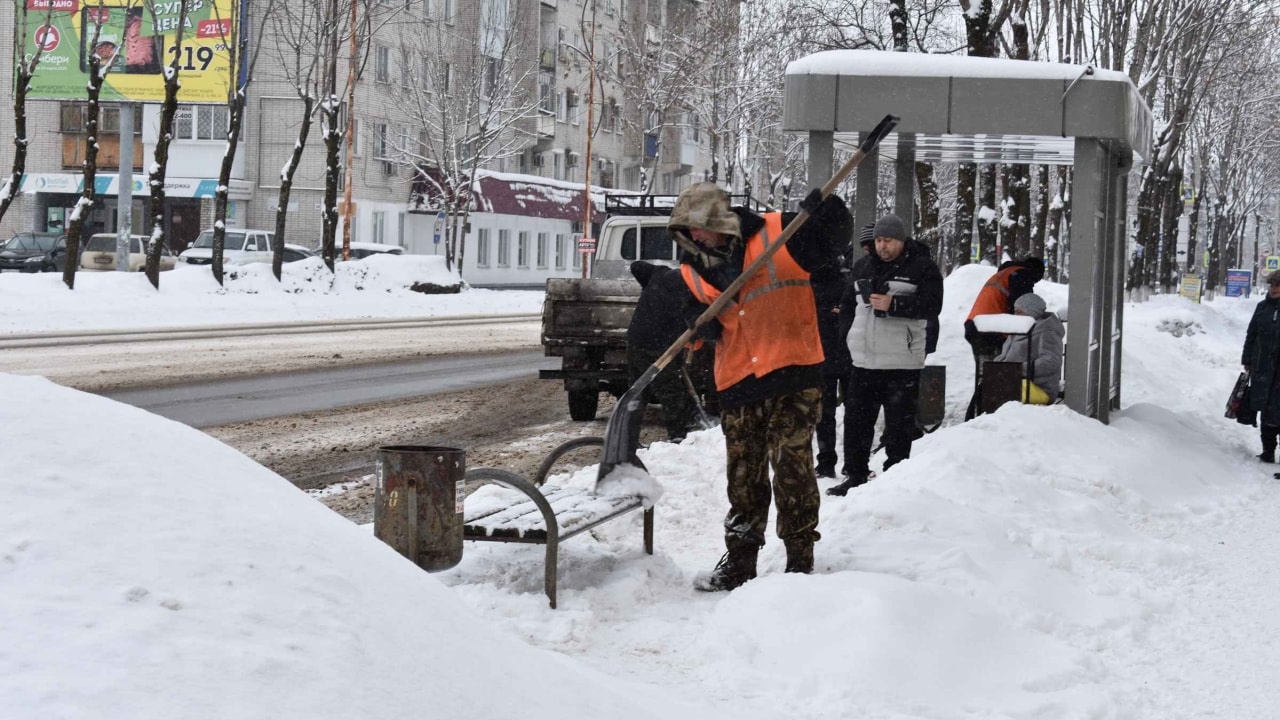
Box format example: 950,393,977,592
807,131,833,198
1065,138,1128,423
854,132,879,242
894,134,915,227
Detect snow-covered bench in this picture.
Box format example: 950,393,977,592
462,437,654,609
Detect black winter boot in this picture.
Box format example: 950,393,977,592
1261,426,1279,463
694,546,759,592
825,472,870,497
784,540,814,574
814,461,837,479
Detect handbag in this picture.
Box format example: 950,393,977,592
1226,370,1254,424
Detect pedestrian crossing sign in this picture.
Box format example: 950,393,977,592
1267,256,1280,272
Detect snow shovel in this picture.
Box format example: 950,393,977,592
596,113,902,492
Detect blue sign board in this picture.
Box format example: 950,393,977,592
433,211,445,244
1225,269,1253,298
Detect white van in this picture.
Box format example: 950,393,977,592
178,229,275,266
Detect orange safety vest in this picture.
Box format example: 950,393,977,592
967,266,1021,321
681,212,824,391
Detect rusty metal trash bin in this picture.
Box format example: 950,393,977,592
374,445,466,572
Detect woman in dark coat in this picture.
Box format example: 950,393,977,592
1242,270,1280,462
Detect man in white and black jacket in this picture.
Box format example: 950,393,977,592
828,214,944,497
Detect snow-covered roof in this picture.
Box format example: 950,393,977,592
787,50,1131,83
783,50,1154,165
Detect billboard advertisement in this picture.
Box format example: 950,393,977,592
16,0,238,103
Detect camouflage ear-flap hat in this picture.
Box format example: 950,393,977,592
669,182,741,260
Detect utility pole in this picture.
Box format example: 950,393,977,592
579,0,597,279
342,0,359,260
115,102,134,271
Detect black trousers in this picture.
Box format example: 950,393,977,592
965,333,1005,420
1263,424,1280,456
628,353,697,441
816,373,844,471
844,367,922,478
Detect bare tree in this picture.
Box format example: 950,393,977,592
397,0,539,273
63,0,135,290
209,0,277,284
1,1,56,224
142,0,193,289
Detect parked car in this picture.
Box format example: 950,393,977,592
0,232,69,273
79,234,176,272
348,242,405,259
283,243,316,263
178,229,275,266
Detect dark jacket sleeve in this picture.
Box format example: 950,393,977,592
785,194,853,274
1244,306,1259,366
888,258,944,320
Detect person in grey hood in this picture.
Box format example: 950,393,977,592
993,292,1065,402
828,214,943,496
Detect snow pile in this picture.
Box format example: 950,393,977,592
0,260,541,333
220,255,465,295
440,268,1277,719
0,375,740,720
595,463,665,508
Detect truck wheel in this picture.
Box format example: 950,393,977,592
567,388,599,421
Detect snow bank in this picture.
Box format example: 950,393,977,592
0,256,542,333
0,374,739,720
440,269,1277,719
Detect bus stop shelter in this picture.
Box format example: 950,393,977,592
783,50,1154,423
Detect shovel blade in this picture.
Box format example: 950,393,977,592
595,364,659,492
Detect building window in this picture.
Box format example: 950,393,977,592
374,122,389,158
372,211,386,244
173,105,228,140
477,228,491,267
556,91,567,122
443,0,455,23
375,45,391,83
351,118,362,156
555,233,566,269
517,231,529,268
422,0,431,15
497,229,510,267
483,57,499,96
572,234,582,269
553,151,564,181
536,232,548,268
400,50,413,88
398,212,406,246
443,62,453,93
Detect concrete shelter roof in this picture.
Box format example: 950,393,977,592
784,50,1154,165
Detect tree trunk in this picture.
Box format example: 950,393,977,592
1187,162,1206,276
275,95,315,280
889,0,909,51
1157,163,1183,293
953,162,977,268
1047,182,1063,281
62,55,109,290
145,61,187,288
321,101,342,271
1031,164,1049,261
915,161,941,268
0,66,33,225
1060,166,1073,282
978,163,998,264
212,89,245,286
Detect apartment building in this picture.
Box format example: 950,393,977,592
0,0,723,283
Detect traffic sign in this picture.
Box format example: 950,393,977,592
433,211,445,244
578,237,597,253
1266,256,1280,272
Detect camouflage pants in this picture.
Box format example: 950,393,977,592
720,387,823,549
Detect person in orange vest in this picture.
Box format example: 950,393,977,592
963,257,1045,419
671,182,851,591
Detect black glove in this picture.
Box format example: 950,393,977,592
799,187,825,214
690,318,722,342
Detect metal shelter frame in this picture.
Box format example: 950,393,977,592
784,50,1155,423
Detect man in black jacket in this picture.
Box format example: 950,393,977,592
828,214,944,496
625,261,699,442
811,221,854,479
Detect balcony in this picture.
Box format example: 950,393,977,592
62,134,144,172
536,114,556,138
540,48,556,70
